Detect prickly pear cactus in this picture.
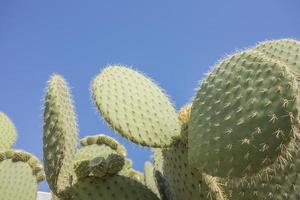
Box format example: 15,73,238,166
92,66,181,147
43,74,160,200
43,74,78,195
0,151,44,200
74,135,126,179
189,50,300,178
153,143,226,200
224,141,300,200
255,39,300,75
0,113,44,200
0,112,17,150
41,38,300,200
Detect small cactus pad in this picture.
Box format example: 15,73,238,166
225,145,300,200
70,176,160,200
80,134,126,156
153,143,226,200
74,140,125,178
43,74,78,194
255,39,300,75
0,150,44,200
0,112,17,150
92,66,180,147
189,50,300,178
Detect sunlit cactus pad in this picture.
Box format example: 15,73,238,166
255,39,300,75
0,112,17,150
80,134,127,156
92,66,180,147
74,136,126,178
189,50,300,178
43,74,78,194
0,150,44,200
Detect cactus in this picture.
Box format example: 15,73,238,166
153,143,226,200
0,113,44,200
40,38,300,200
144,161,162,198
0,112,17,150
189,50,300,178
43,74,160,199
91,66,181,147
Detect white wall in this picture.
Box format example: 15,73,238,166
37,192,51,200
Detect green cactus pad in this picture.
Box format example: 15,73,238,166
70,176,160,200
74,141,125,178
43,74,78,194
0,150,44,200
144,161,161,199
255,39,300,75
189,50,300,178
80,134,127,156
153,143,227,200
0,112,17,150
225,143,300,200
92,65,180,147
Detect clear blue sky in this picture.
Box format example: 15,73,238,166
0,0,299,192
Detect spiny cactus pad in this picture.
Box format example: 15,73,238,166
153,143,227,200
92,65,180,147
69,176,160,200
189,50,300,178
0,112,17,150
0,150,44,200
43,74,78,194
74,137,125,178
225,145,300,200
80,134,127,156
255,39,300,75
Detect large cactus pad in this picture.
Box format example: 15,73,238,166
92,66,180,147
189,50,300,178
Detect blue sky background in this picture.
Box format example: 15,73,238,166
0,0,299,192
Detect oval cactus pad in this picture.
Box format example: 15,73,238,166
92,66,180,147
189,50,300,178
